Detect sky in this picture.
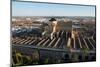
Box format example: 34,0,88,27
12,1,95,17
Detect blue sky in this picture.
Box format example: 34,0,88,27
12,1,95,16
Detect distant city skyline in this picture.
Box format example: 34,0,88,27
12,1,95,17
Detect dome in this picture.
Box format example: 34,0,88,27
49,18,56,21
